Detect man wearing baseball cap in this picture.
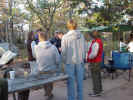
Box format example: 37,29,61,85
87,30,103,97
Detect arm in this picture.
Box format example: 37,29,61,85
88,41,92,51
123,42,127,47
85,41,88,61
55,47,61,64
84,38,88,54
127,43,130,51
83,37,88,61
31,41,37,58
61,37,67,62
50,38,55,45
89,42,99,59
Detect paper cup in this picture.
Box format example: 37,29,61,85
9,71,15,80
24,71,28,78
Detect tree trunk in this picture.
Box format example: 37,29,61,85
112,32,119,50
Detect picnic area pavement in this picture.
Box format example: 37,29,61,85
9,73,133,100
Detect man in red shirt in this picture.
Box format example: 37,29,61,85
87,30,103,97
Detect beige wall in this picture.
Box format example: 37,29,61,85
0,0,8,10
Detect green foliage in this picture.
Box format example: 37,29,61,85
70,0,133,27
70,0,90,7
38,0,61,9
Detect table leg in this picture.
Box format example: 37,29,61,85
13,92,16,100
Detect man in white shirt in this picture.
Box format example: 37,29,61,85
128,34,133,52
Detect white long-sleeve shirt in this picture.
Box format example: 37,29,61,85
128,41,133,52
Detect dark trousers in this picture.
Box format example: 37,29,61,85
44,83,53,96
18,83,53,100
0,79,8,100
90,63,103,94
18,90,30,100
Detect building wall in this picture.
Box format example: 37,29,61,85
0,0,8,10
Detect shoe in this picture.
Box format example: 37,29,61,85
101,90,104,94
46,94,54,100
84,77,87,80
88,93,102,97
45,93,48,96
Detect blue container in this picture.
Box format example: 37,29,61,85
112,52,132,70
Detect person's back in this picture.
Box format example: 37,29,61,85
33,31,60,99
61,20,86,100
62,30,86,64
35,41,60,71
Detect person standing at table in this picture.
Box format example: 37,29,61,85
18,31,35,100
33,31,60,100
61,20,86,100
87,30,103,97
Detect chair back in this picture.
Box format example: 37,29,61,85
112,51,131,69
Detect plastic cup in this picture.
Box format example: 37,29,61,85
24,71,28,78
9,71,15,80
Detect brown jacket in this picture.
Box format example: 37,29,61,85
27,40,35,61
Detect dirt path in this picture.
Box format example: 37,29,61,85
9,75,133,100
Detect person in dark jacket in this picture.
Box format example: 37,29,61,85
18,31,35,100
50,31,64,54
27,31,36,61
50,31,64,74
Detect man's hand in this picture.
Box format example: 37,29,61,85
59,48,62,52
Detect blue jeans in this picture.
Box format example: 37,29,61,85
83,64,87,79
65,64,84,100
57,55,63,74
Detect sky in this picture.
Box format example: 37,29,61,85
91,0,104,8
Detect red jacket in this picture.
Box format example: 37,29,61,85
87,38,103,63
